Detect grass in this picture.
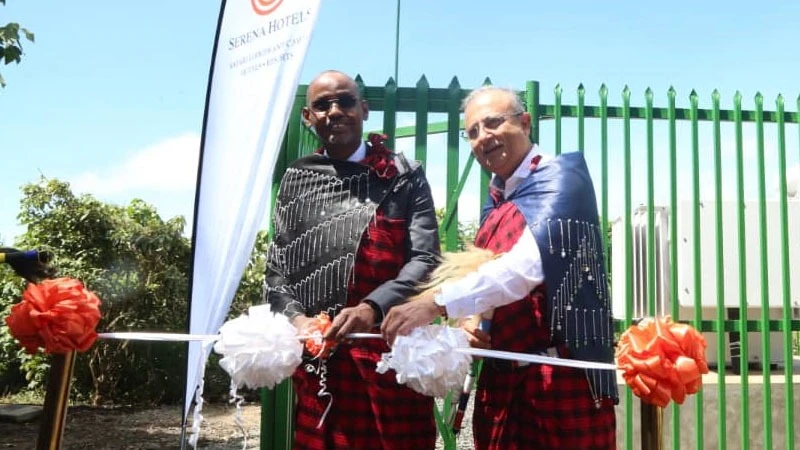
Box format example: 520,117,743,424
0,389,44,405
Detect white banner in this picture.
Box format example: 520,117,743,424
184,0,321,439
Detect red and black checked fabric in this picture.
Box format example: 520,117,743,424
474,202,550,353
292,210,436,450
474,362,616,450
293,338,436,450
346,212,406,307
472,199,615,449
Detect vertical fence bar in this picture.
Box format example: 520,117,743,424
577,84,585,152
667,86,681,450
554,84,562,155
642,86,663,450
775,94,795,450
295,84,318,157
622,85,634,450
383,77,398,150
689,89,705,450
733,91,751,450
300,125,320,156
599,84,610,273
711,89,728,450
275,383,298,449
527,81,540,144
444,76,461,251
645,88,656,316
274,102,303,448
754,92,774,450
414,75,429,167
480,77,494,207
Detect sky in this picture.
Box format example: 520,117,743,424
2,0,800,244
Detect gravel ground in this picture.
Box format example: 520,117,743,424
0,397,476,450
435,397,475,450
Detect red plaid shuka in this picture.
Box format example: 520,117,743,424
292,211,436,450
472,201,616,450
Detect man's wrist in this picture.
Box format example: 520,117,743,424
362,300,383,324
433,290,448,319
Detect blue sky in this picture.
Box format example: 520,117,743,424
2,0,800,243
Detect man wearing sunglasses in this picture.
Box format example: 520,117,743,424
264,70,440,449
382,86,618,449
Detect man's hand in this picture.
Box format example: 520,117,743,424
462,315,491,350
325,303,377,342
291,315,316,332
381,295,442,344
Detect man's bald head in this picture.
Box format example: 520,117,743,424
307,70,362,106
302,70,369,160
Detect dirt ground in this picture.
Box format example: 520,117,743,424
0,402,474,450
0,403,263,450
0,400,473,449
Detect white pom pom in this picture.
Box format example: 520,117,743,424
214,304,303,390
376,325,472,398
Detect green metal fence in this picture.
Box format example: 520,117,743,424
261,77,800,450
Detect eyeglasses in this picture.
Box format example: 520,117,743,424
310,93,359,114
461,111,524,141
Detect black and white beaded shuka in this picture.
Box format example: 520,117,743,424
265,157,389,318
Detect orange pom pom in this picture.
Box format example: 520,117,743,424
303,312,336,359
6,277,102,354
616,316,708,407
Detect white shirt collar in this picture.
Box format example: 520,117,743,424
323,141,366,162
491,144,550,197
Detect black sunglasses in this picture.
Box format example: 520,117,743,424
310,94,359,113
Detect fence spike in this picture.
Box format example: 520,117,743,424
482,77,492,86
416,74,429,88
734,90,742,103
754,92,763,105
712,89,720,101
776,93,784,108
645,87,653,101
622,85,631,100
689,89,698,101
385,77,397,88
577,83,585,95
599,83,608,97
554,83,562,95
354,74,365,97
667,86,676,100
448,76,461,90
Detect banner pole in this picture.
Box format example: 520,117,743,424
36,352,76,450
641,401,664,450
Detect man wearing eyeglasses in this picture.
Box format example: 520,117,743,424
264,70,440,449
382,86,618,449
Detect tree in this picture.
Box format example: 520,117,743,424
435,208,478,251
1,178,192,404
1,0,35,88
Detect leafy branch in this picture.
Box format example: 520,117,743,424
1,0,35,88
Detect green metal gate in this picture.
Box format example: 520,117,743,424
261,77,800,450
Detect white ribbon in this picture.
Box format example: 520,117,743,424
455,347,617,371
98,332,219,342
98,331,617,372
